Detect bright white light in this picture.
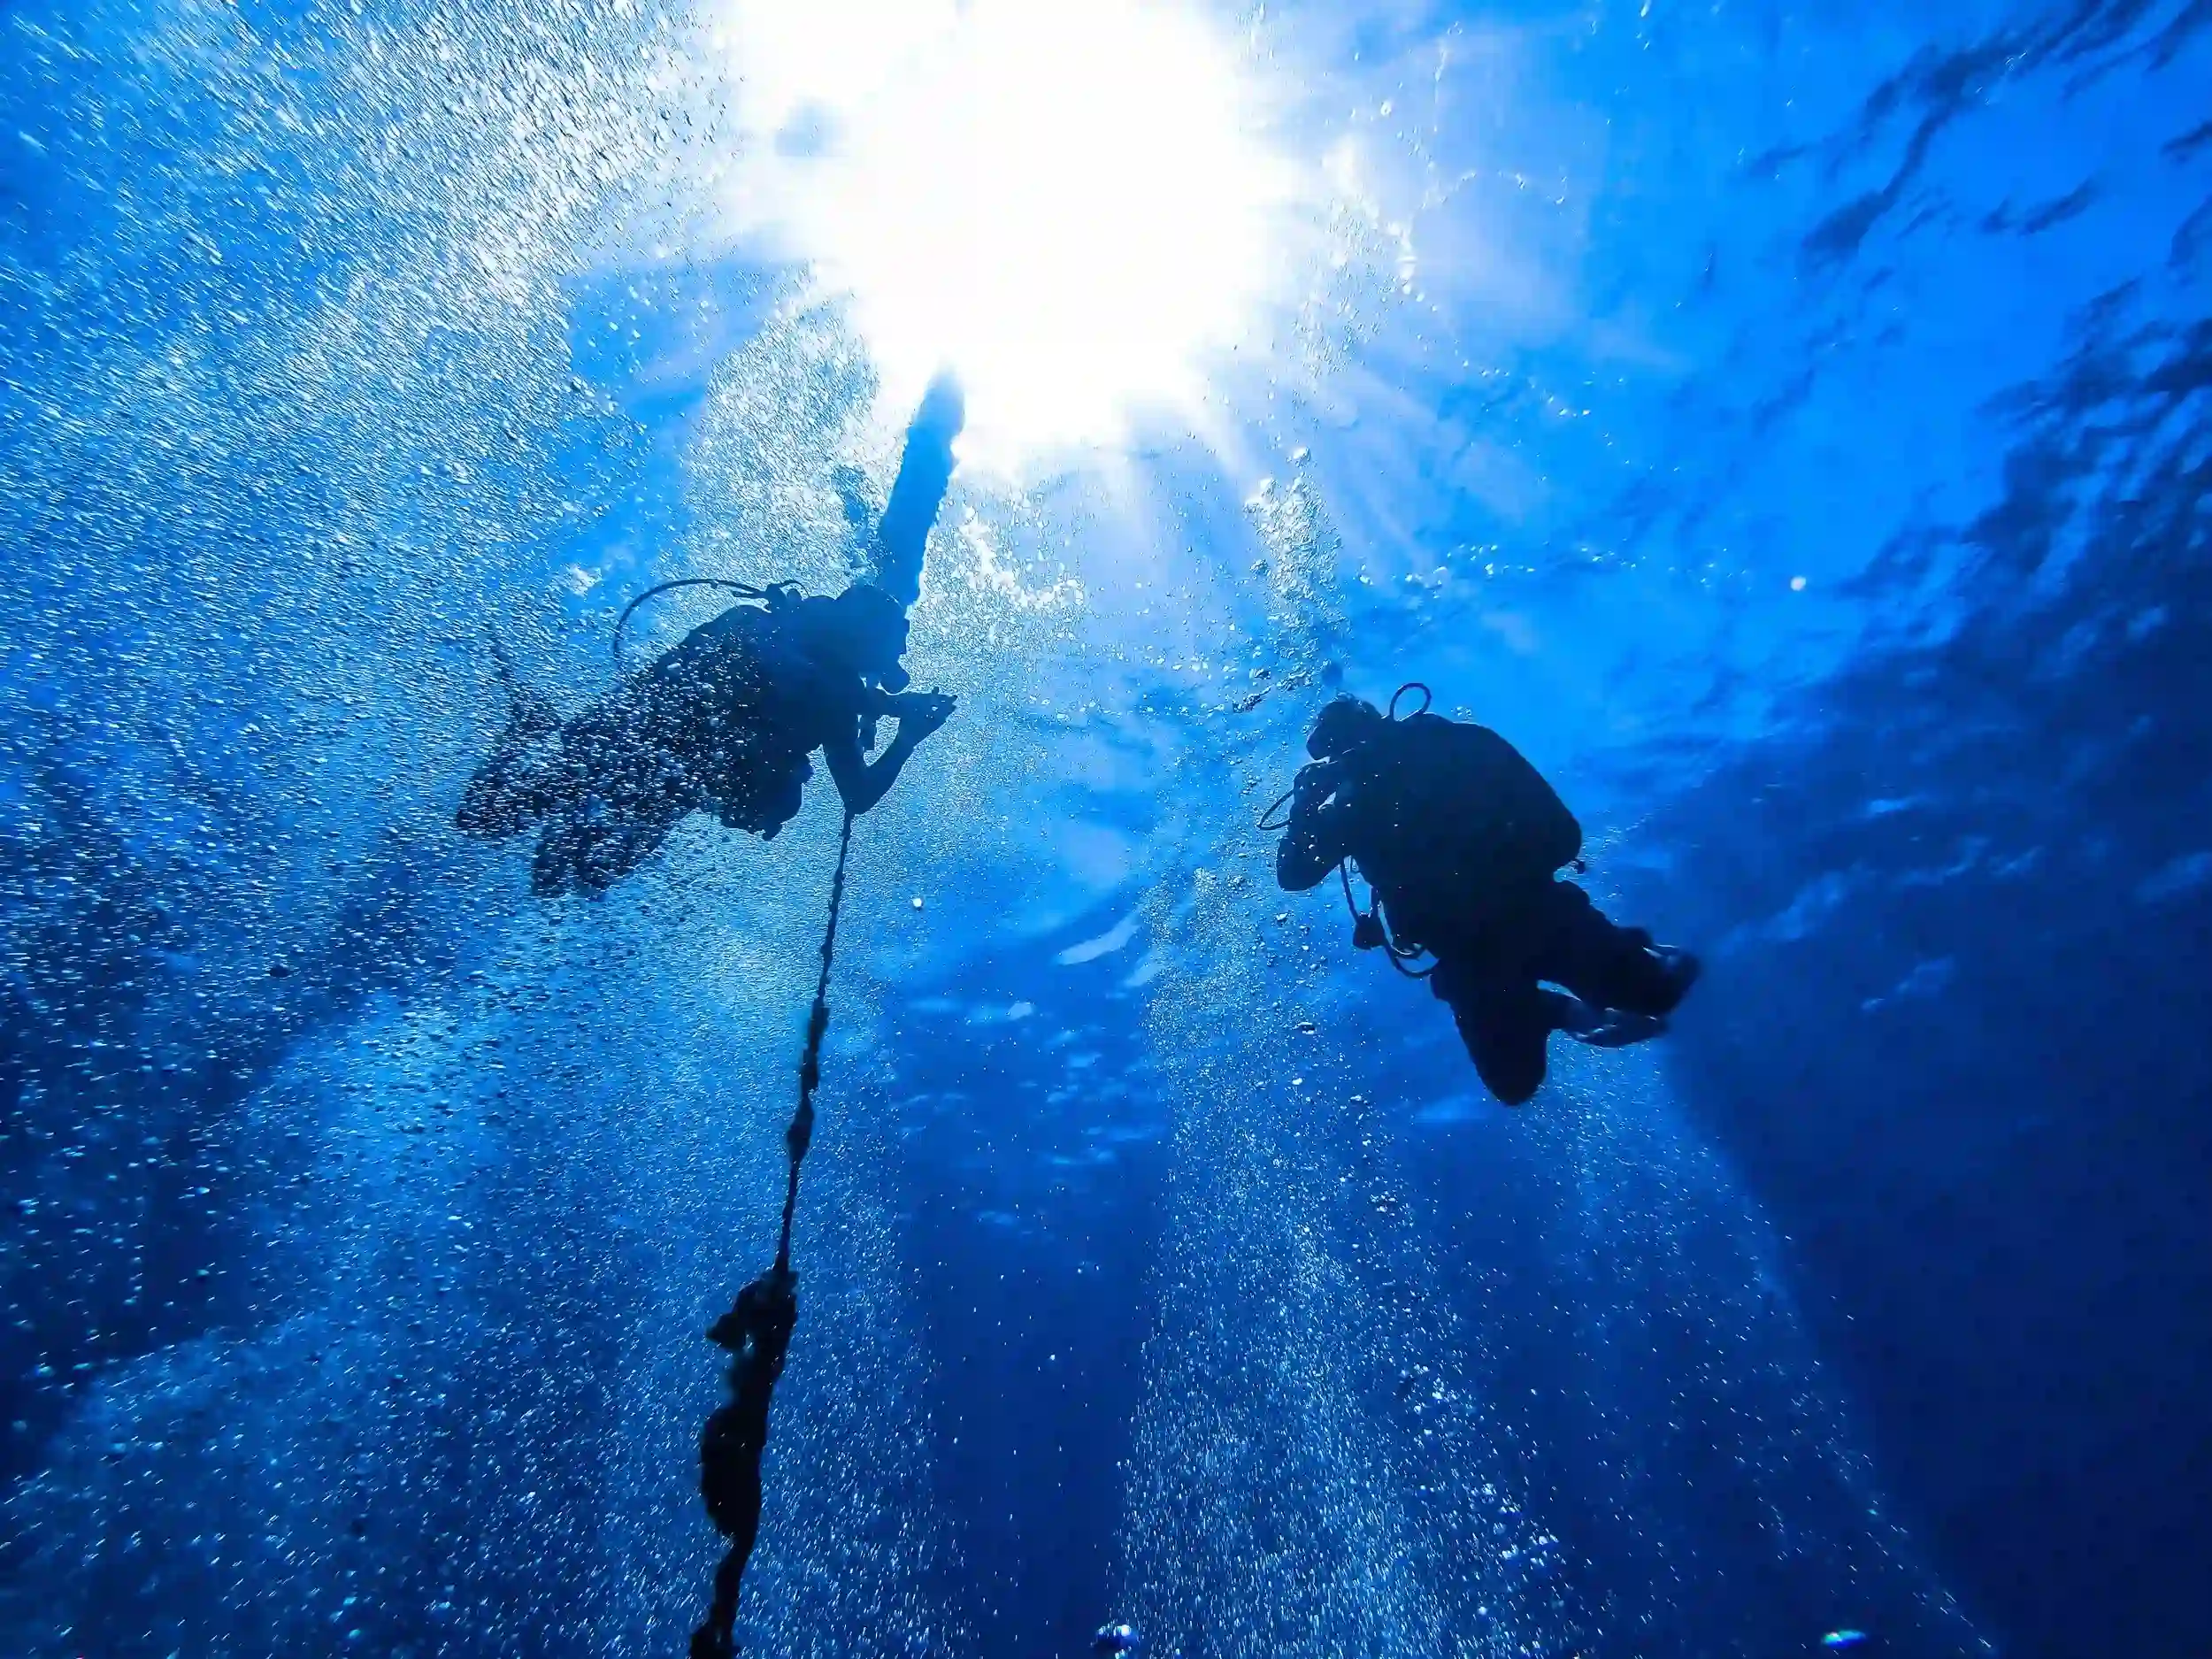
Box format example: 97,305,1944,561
705,0,1295,463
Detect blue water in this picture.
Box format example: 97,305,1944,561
4,2,2209,1655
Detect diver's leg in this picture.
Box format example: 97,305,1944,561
526,697,704,895
1432,958,1551,1106
1539,882,1699,1018
1456,992,1552,1107
456,687,564,839
531,795,689,897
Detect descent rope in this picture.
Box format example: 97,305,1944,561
689,808,856,1659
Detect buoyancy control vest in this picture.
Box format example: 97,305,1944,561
632,594,849,841
1340,712,1582,949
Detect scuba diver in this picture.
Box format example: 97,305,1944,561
1274,692,1700,1105
457,582,952,896
457,377,965,897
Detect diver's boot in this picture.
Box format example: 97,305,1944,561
1550,993,1665,1049
1647,944,1702,1001
1564,1010,1668,1049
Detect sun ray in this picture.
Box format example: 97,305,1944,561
704,0,1304,467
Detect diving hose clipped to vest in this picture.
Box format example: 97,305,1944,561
612,579,798,672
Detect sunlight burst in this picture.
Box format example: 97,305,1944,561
707,0,1297,464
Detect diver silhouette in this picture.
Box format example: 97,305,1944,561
457,378,964,897
1275,693,1700,1105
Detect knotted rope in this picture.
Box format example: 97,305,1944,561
776,807,852,1273
689,809,856,1659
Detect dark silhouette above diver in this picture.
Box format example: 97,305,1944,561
1275,690,1700,1105
457,377,965,897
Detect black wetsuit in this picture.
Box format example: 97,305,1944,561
457,602,873,897
1276,712,1684,1104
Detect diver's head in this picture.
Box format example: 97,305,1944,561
806,583,912,691
1307,695,1384,760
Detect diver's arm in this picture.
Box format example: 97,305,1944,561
822,693,955,816
1276,769,1351,891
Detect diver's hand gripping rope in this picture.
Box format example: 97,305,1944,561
689,809,856,1659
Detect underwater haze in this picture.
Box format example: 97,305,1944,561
4,1,2210,1655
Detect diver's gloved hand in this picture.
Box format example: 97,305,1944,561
886,689,956,741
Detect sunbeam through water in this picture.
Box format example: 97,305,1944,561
702,0,1303,465
4,2,2210,1656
